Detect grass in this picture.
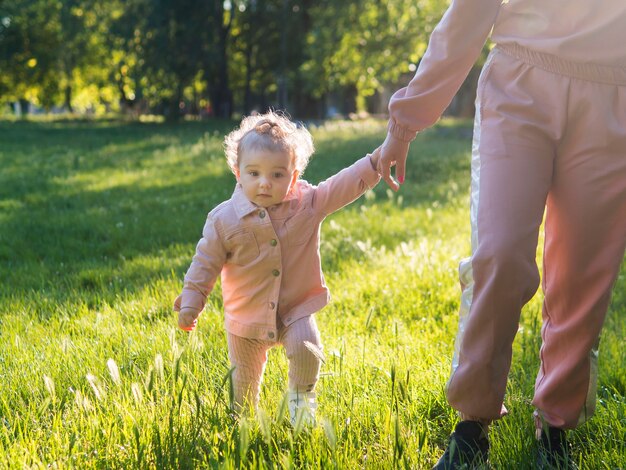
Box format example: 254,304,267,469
0,118,624,469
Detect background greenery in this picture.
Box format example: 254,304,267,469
0,0,454,119
0,118,624,468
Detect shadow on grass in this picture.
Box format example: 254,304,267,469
0,119,474,310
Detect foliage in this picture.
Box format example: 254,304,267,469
230,0,317,114
0,118,624,468
0,1,456,118
107,0,215,118
303,0,447,102
0,0,62,107
0,0,117,112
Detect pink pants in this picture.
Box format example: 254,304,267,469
227,315,322,410
447,44,626,429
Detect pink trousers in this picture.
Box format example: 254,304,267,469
227,315,322,410
446,44,626,429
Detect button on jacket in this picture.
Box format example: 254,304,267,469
178,155,381,340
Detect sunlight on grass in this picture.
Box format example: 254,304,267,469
0,118,624,468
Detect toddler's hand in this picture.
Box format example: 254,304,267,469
173,295,199,331
178,310,198,331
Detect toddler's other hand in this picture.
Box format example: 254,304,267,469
178,310,198,331
174,295,198,331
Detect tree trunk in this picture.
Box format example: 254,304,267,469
210,0,235,119
215,31,233,118
277,0,289,110
64,85,74,113
243,39,254,114
19,98,29,117
343,84,358,115
164,86,184,122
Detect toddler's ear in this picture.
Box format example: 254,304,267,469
234,166,241,181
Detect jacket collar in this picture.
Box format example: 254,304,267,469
231,183,301,219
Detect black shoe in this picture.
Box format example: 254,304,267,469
433,420,490,469
536,426,575,469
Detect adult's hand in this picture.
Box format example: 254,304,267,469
377,132,410,192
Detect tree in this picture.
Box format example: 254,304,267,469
0,0,116,113
302,0,448,114
0,0,62,112
0,0,454,118
229,0,321,117
205,0,237,118
57,0,95,112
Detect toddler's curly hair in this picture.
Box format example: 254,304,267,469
224,111,315,175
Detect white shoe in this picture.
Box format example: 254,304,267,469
288,390,317,427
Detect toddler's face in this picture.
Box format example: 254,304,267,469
236,148,298,207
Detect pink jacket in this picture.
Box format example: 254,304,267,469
177,155,380,340
388,0,626,141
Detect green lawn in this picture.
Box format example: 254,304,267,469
0,118,624,469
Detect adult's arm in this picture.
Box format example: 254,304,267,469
380,0,503,190
389,0,503,139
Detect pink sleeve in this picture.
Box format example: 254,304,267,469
311,155,381,216
180,215,227,315
388,0,503,141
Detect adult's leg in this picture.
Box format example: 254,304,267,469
447,48,566,421
534,79,626,429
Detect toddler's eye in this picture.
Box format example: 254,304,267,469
249,171,259,176
273,172,284,178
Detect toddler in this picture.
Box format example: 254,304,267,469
174,111,381,425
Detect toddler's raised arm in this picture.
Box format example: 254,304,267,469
310,147,381,217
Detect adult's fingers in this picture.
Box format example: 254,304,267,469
395,158,406,185
379,157,400,191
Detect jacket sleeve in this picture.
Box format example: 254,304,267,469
179,214,227,317
311,155,381,217
388,0,503,142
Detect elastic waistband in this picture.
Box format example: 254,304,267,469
496,43,626,86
